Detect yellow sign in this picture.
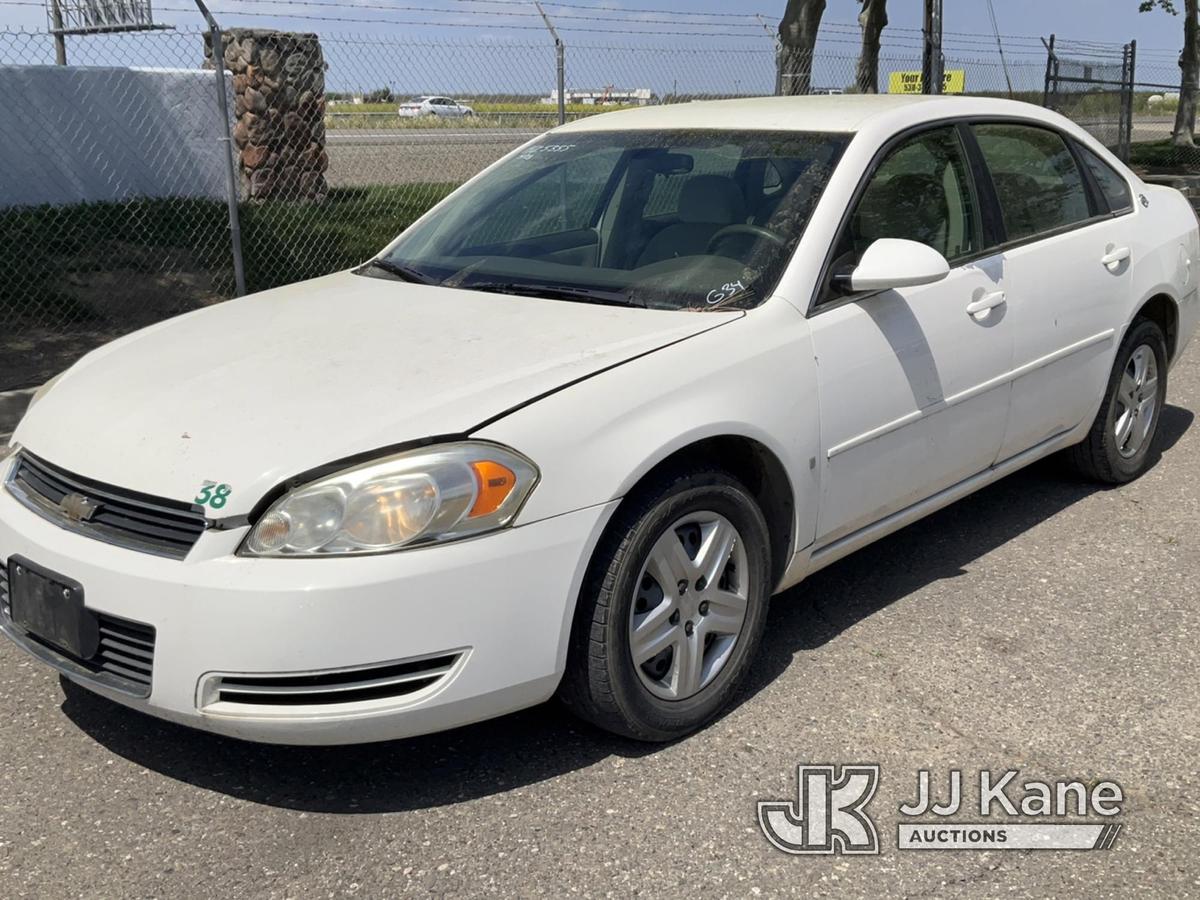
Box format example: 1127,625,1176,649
888,69,966,95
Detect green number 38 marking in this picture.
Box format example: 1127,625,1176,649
195,482,233,510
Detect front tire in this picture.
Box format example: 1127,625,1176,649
559,468,771,742
1067,317,1168,483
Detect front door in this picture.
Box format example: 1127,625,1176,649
808,125,1015,545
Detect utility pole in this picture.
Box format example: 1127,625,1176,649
922,0,944,95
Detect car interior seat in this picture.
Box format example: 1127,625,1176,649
636,175,748,267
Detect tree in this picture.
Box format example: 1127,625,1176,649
856,0,888,93
363,87,395,104
779,0,826,95
1142,0,1200,146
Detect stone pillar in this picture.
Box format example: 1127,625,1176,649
204,29,328,201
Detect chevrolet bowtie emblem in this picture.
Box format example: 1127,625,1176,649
60,492,100,523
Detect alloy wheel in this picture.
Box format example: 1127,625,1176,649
1114,344,1159,459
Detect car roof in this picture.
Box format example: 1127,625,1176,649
553,94,1073,136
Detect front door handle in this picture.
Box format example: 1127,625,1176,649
966,291,1007,320
1101,246,1131,270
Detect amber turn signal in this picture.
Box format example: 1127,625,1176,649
468,460,517,518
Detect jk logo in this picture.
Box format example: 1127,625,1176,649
758,764,881,855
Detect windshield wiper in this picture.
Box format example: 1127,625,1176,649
357,258,439,285
462,282,643,308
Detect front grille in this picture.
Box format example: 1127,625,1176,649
212,652,463,706
0,557,156,696
6,452,206,559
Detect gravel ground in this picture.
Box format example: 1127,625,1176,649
1,351,1199,898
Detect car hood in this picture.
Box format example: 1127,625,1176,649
15,271,738,516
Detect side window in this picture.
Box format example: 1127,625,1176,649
460,150,622,247
1074,142,1134,214
831,126,979,282
973,123,1092,241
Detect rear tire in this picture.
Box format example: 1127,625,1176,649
1067,318,1168,484
558,467,771,742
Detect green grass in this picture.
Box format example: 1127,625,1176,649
325,100,638,129
0,184,455,324
239,184,454,289
1128,139,1200,172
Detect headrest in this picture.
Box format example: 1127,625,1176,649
677,175,747,225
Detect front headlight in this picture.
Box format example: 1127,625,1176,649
240,442,538,557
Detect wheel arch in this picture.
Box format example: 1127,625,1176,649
1132,291,1181,363
605,434,797,591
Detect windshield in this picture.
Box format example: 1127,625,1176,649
367,129,849,310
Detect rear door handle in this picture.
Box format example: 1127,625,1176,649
1101,246,1131,269
966,291,1006,320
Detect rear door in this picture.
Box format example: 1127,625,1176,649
969,122,1135,460
808,124,1015,545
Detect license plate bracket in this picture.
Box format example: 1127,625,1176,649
8,555,98,660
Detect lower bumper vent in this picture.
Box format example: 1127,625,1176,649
213,652,463,706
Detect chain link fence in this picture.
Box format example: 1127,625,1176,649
0,18,1189,391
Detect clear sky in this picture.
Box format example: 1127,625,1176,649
0,0,1186,94
0,0,1186,50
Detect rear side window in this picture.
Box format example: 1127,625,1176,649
973,123,1092,241
1075,142,1134,214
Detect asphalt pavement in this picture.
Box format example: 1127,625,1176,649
1,351,1199,898
325,128,538,188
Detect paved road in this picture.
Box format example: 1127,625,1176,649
324,117,1182,189
326,128,540,188
2,353,1200,897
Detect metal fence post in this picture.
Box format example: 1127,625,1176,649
755,14,783,96
48,0,67,64
1122,40,1137,163
1042,34,1056,108
194,0,246,297
556,41,566,125
535,1,565,125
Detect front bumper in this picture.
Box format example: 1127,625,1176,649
0,465,616,745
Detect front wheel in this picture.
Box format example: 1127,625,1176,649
559,468,771,741
1067,317,1168,483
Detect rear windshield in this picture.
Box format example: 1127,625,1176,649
368,129,850,311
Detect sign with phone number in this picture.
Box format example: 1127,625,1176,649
888,70,966,94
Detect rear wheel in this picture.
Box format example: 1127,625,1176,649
1067,318,1168,483
559,468,771,741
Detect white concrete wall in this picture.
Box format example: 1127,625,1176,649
0,65,234,208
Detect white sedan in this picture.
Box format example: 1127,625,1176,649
397,95,475,118
1,96,1196,745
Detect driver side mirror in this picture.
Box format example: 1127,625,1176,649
847,238,950,293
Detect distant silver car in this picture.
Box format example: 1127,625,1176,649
398,95,475,118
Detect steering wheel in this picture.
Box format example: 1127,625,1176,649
706,224,788,255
